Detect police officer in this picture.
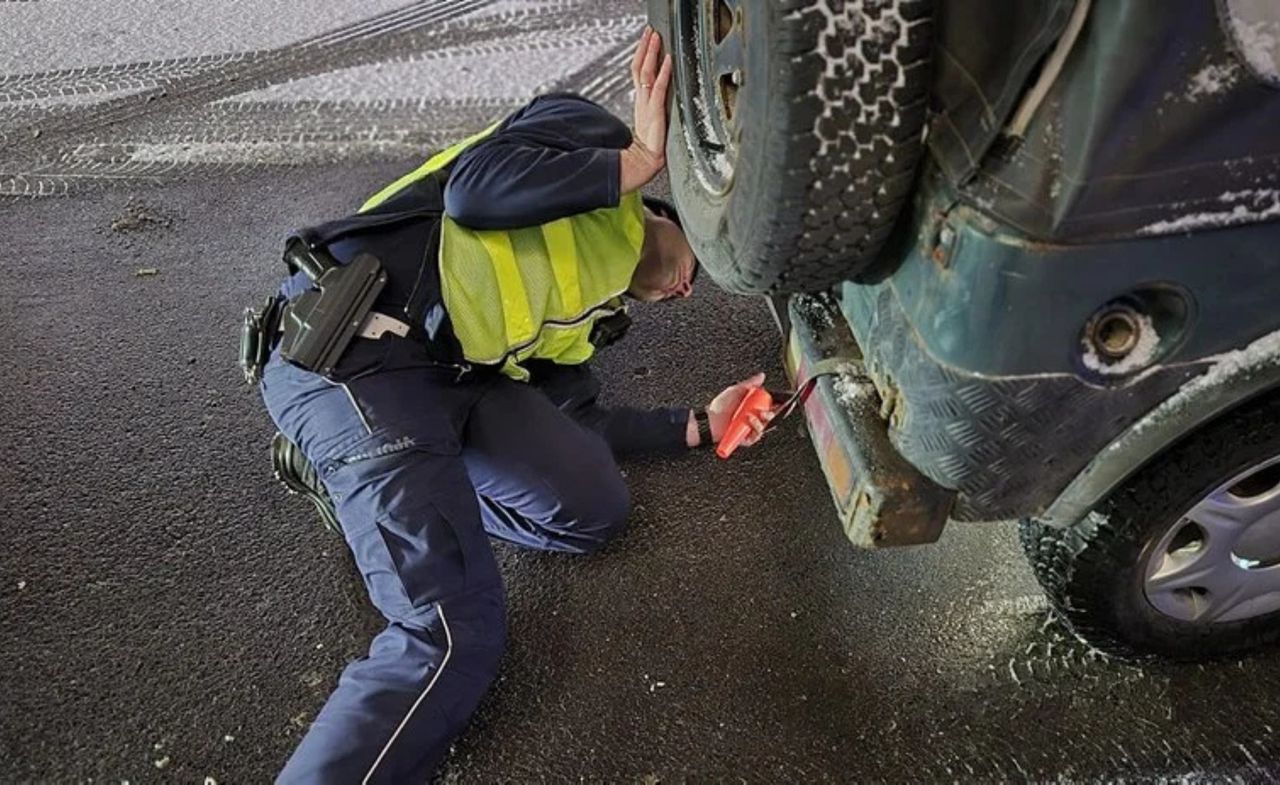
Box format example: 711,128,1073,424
256,29,773,782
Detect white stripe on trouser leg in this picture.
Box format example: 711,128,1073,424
361,603,454,785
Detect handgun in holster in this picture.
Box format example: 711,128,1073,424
277,239,387,378
239,238,387,383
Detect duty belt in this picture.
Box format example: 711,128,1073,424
239,220,624,384
239,237,470,385
240,239,392,383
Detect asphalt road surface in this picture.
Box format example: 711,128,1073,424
4,1,1280,783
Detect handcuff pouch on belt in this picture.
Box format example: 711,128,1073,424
589,307,632,350
238,237,387,383
238,294,285,385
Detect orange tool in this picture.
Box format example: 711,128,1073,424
716,386,775,459
715,375,828,460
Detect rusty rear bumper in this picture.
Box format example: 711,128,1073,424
781,294,954,548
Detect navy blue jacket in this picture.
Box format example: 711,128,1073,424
445,94,691,455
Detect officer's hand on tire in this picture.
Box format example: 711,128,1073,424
621,26,673,194
707,372,776,448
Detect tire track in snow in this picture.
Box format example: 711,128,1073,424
8,0,489,141
3,2,645,197
547,34,637,109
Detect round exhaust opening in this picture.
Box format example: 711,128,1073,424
1092,308,1142,359
1079,286,1193,380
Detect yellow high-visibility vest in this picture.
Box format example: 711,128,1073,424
359,125,645,381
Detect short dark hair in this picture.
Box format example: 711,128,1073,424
642,196,680,226
641,196,700,285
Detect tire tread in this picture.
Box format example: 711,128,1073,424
672,0,935,294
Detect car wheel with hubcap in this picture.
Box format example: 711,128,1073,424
1021,391,1280,659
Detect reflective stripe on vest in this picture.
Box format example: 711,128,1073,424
439,191,645,380
357,123,646,381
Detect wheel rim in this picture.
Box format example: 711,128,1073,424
674,0,745,193
1143,454,1280,623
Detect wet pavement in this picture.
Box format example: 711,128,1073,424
3,1,1280,783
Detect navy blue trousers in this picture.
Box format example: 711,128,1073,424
261,335,630,783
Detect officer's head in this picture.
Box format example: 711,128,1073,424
629,197,699,303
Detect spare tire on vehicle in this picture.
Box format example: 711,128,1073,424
648,0,934,295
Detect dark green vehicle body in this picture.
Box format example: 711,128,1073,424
836,0,1280,537
654,0,1280,546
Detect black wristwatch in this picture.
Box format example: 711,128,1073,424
694,409,713,448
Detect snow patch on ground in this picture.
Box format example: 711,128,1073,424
463,0,576,19
0,0,413,75
226,38,613,104
1137,188,1280,236
976,594,1050,617
1142,773,1246,785
4,86,151,109
122,139,438,165
1082,314,1160,376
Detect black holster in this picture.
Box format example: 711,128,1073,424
589,310,632,349
277,242,387,378
239,239,388,383
241,174,455,385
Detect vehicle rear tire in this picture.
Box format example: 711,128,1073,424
1020,392,1280,659
653,0,934,295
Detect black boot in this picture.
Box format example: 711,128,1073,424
271,431,341,535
